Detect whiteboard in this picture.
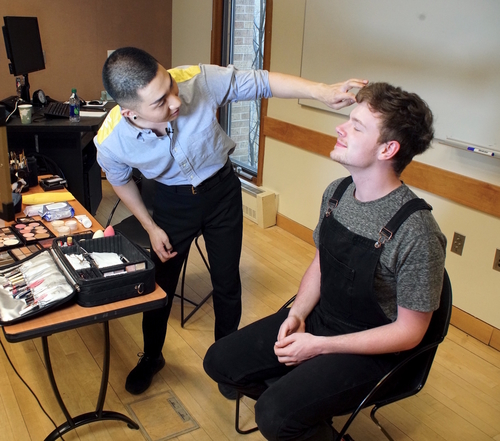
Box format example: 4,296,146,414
299,0,500,154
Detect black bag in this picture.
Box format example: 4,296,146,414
51,231,155,307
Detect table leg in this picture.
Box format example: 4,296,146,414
43,321,140,440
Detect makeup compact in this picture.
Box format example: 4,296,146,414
12,218,55,244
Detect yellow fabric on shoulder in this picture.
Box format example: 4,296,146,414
96,105,122,144
23,191,75,205
168,65,201,83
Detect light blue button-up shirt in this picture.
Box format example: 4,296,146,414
95,64,272,187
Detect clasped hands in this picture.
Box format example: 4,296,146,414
275,314,321,366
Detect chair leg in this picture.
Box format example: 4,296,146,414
235,392,259,435
174,235,214,327
370,406,395,441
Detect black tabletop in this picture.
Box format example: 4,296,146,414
6,105,111,133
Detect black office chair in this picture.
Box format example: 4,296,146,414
104,171,213,327
31,152,66,181
235,269,453,441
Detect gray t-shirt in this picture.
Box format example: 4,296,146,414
313,178,447,321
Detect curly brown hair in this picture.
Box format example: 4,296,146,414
356,83,434,175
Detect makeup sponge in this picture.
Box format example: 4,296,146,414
92,230,104,239
104,225,115,237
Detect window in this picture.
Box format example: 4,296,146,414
218,0,268,180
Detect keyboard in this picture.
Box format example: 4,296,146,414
43,102,70,118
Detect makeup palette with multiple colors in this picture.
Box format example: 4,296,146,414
0,227,22,250
0,244,43,269
12,219,55,244
10,245,44,261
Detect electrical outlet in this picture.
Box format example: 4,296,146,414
493,249,500,272
451,232,465,256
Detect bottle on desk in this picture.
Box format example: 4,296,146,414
69,88,80,122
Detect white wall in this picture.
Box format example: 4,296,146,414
265,0,500,329
172,0,500,329
171,0,212,67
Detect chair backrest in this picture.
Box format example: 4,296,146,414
368,268,452,408
31,153,66,180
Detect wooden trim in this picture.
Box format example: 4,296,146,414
490,328,500,352
450,306,500,352
256,0,273,187
401,161,500,219
263,116,500,219
210,0,224,65
276,213,315,246
263,116,335,157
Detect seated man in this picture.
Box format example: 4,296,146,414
203,82,446,441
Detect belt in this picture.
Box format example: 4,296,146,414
169,160,233,195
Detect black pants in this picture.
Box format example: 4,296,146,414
204,308,399,441
143,168,243,357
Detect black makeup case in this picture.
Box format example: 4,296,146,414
51,231,155,307
0,249,77,325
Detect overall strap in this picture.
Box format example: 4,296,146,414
375,198,432,248
329,176,353,208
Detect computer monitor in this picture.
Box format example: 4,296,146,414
2,16,45,102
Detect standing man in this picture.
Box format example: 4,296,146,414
95,47,366,397
204,82,447,440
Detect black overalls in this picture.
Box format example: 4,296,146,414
204,177,431,441
315,176,431,335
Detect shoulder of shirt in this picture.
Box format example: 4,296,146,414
96,105,123,145
168,65,202,83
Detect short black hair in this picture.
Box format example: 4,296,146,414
102,47,159,107
356,82,434,175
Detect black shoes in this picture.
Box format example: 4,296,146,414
125,352,165,395
218,383,238,400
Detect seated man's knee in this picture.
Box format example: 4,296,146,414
203,342,225,381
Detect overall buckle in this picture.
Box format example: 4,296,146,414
375,227,393,248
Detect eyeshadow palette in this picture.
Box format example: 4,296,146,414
10,244,43,261
12,219,55,244
0,227,23,250
0,244,43,269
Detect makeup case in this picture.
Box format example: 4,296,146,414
51,231,155,307
0,249,77,325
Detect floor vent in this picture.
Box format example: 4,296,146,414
240,179,277,228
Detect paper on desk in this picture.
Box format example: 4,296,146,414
81,110,108,117
23,191,75,205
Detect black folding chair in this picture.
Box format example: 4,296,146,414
235,269,453,441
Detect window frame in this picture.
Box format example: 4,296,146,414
211,0,273,186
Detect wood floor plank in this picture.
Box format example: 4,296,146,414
1,180,499,440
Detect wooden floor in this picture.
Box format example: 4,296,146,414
1,181,499,441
